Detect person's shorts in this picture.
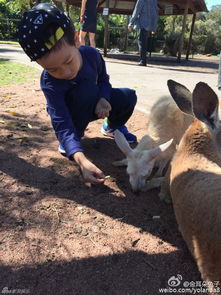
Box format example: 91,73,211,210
81,16,97,33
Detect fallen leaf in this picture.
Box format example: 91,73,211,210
9,111,19,116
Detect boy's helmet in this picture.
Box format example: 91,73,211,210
17,3,72,61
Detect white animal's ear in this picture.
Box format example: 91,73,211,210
114,129,134,158
167,80,193,115
159,138,173,152
192,82,219,130
143,138,173,162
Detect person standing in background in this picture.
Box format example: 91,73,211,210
79,0,98,48
128,0,158,66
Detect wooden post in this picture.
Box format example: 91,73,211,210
123,15,130,52
186,13,196,60
177,0,189,62
103,0,109,57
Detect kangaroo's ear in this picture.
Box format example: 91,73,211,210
192,82,219,130
143,138,173,162
114,130,134,158
167,80,193,115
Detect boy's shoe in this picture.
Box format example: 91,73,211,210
101,120,137,144
58,144,66,156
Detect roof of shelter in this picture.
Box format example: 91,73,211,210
65,0,208,15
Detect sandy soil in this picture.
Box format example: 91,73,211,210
0,75,207,295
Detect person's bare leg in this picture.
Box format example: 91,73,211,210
89,32,96,48
79,30,87,46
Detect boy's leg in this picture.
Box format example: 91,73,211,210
65,81,100,137
65,83,137,143
108,88,137,129
101,88,137,143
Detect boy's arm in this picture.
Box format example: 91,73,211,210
95,51,112,118
41,77,105,183
80,0,87,23
47,97,105,183
96,51,112,101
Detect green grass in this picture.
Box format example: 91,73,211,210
0,40,19,45
0,58,40,85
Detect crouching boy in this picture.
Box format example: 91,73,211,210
17,3,137,184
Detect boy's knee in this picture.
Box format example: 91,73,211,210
113,88,137,108
108,88,137,128
128,89,137,107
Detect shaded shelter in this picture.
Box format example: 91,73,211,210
65,0,208,61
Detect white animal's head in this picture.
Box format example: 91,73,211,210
114,130,173,192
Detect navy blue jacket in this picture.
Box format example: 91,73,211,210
40,46,112,157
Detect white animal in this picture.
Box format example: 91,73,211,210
114,129,172,192
113,88,193,193
168,80,221,289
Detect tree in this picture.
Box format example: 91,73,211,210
194,5,221,54
163,5,221,55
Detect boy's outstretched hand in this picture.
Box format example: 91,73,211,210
81,159,105,184
73,152,105,184
95,98,112,119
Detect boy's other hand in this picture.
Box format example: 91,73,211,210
95,98,112,119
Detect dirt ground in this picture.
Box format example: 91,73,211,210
0,72,209,295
